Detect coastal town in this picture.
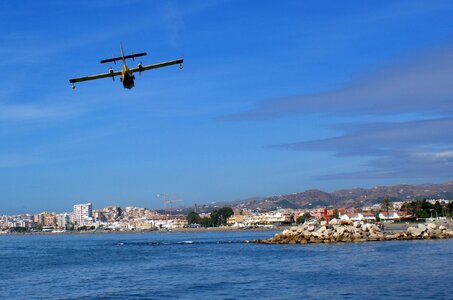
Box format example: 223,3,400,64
1,198,452,234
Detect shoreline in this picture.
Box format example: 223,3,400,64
2,220,452,237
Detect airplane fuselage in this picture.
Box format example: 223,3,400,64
121,62,135,89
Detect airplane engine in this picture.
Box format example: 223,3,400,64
109,67,115,81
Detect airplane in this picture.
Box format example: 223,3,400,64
69,46,183,89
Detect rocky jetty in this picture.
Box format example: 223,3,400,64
254,219,453,244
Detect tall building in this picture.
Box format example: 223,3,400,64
73,203,93,226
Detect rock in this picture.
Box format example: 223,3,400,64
255,218,452,245
336,227,345,235
353,233,363,239
330,218,340,225
317,226,327,233
409,229,423,238
368,233,379,241
407,226,417,232
341,220,352,225
429,229,442,238
353,238,367,242
427,223,437,230
371,224,381,232
418,224,427,230
385,234,397,240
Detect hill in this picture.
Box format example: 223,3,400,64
219,181,453,211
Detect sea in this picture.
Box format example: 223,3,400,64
0,231,452,300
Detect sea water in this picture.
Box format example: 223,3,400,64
0,231,452,299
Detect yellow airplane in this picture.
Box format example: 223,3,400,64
69,46,183,89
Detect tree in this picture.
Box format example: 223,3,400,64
9,227,28,233
433,201,443,218
415,199,432,218
200,217,213,227
210,207,234,226
187,211,201,225
296,213,311,224
446,201,453,217
375,212,380,222
381,198,392,217
401,201,415,215
332,209,339,219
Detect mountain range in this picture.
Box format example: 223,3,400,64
200,181,453,212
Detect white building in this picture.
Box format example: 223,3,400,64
73,203,93,226
379,211,405,222
340,212,376,222
56,213,72,229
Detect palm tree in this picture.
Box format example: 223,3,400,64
382,197,392,220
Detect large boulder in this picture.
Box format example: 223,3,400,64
427,223,437,230
317,226,327,233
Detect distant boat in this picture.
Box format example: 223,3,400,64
51,229,66,233
42,226,54,232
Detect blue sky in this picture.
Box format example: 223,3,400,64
1,0,452,214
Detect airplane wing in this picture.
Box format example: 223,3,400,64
69,70,122,84
129,59,183,74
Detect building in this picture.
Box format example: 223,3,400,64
227,214,245,227
73,203,93,226
379,211,406,222
42,212,57,227
56,213,72,229
340,212,376,222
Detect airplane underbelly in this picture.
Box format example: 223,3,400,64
122,72,135,89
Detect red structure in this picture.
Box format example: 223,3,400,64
324,208,329,224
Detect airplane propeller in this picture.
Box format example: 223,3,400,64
138,62,143,76
109,67,115,81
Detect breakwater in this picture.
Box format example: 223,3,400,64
254,219,453,244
